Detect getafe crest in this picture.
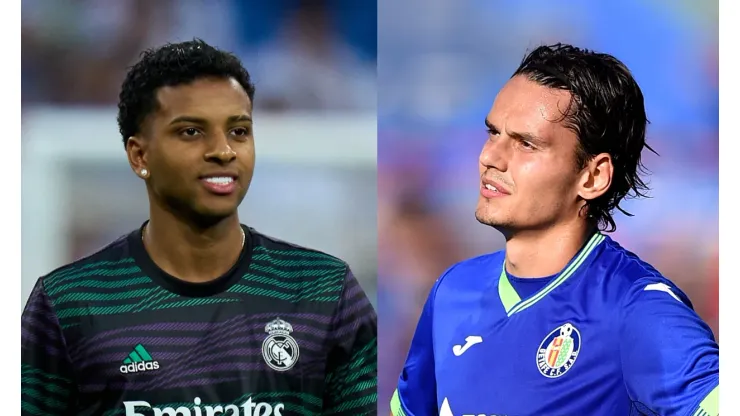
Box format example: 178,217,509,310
262,318,300,372
536,322,581,378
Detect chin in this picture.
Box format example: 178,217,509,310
202,204,239,217
476,201,502,223
189,202,240,224
475,209,497,226
476,206,515,228
196,192,246,216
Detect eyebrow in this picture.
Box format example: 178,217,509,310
485,118,547,146
168,115,253,125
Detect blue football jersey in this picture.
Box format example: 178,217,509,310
391,233,719,416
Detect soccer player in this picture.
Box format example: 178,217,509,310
390,44,719,416
21,39,377,415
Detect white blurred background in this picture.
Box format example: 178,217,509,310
21,0,377,306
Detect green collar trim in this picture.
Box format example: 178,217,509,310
498,233,605,316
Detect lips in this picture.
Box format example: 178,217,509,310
202,176,235,185
200,173,238,195
481,177,511,195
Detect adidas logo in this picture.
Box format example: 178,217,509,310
120,344,160,374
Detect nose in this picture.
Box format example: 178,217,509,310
204,133,237,165
479,135,508,172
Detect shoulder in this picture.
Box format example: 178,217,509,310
247,229,364,311
595,236,692,309
247,229,353,306
432,250,505,298
39,231,136,296
249,228,349,274
442,250,505,278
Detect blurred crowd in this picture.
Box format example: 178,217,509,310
377,0,719,408
22,0,376,111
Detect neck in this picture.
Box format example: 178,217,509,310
503,220,595,278
143,206,244,283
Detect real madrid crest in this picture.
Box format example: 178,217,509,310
262,317,300,372
536,322,581,378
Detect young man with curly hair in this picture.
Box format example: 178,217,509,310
22,39,377,416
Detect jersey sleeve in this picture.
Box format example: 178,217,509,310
21,278,77,415
322,267,377,415
390,280,439,416
619,278,719,416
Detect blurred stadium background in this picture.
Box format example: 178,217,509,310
377,0,718,410
21,0,377,309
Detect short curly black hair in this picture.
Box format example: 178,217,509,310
512,43,657,233
117,39,256,147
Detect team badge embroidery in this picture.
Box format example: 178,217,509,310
262,317,300,372
536,322,581,378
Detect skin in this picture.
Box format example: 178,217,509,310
475,75,614,278
125,77,255,282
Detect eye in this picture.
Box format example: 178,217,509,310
231,127,251,137
485,126,500,143
181,127,202,137
519,139,536,150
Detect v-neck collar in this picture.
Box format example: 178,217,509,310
498,232,605,316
